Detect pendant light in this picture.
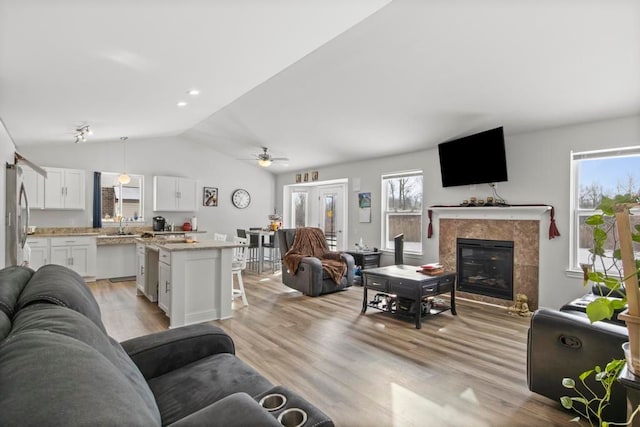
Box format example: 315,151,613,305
118,136,131,184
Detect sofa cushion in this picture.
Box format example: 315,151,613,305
16,264,105,332
0,311,10,340
0,265,33,318
148,352,273,425
0,330,162,426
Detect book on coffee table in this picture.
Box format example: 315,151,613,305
418,263,444,275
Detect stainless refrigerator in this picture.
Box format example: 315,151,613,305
5,154,45,266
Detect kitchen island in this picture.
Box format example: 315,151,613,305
154,239,240,328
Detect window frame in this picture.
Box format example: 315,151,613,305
570,146,640,272
290,189,309,228
380,170,423,255
100,172,145,224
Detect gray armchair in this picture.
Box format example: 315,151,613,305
276,228,354,296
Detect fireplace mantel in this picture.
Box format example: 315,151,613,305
430,206,551,221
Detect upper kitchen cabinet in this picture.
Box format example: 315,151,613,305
153,176,197,212
44,167,85,209
21,167,45,209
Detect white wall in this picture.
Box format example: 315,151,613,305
276,114,640,309
18,136,277,239
0,119,18,267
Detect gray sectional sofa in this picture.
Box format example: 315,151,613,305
0,264,333,426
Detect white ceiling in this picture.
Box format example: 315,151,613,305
2,0,639,173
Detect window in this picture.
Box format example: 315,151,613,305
571,147,640,272
101,172,144,223
291,191,308,228
381,171,423,253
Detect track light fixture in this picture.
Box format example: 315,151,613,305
74,124,92,143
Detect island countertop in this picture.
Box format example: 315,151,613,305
155,240,241,251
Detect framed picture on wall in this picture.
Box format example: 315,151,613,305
295,174,302,183
311,171,319,181
203,187,218,206
303,172,309,182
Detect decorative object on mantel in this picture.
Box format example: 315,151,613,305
311,171,319,181
426,204,560,240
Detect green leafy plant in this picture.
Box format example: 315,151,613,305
563,198,640,425
560,359,639,426
582,196,640,324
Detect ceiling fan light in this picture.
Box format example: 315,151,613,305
258,158,272,167
118,173,131,184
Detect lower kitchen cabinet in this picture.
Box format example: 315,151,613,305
136,243,159,302
49,236,96,279
26,237,49,271
158,250,171,314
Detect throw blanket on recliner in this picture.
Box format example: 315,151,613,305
284,227,346,285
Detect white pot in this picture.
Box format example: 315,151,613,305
623,342,638,375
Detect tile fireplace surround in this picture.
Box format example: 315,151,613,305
433,207,551,311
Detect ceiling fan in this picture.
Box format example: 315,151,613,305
254,147,289,167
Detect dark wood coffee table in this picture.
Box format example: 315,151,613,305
361,265,456,329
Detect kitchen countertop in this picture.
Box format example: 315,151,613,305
96,235,141,246
154,240,240,252
28,232,100,238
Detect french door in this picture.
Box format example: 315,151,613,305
318,185,346,250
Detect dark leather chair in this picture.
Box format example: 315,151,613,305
527,296,628,422
276,228,354,296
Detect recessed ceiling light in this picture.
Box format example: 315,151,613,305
177,101,188,107
187,89,200,96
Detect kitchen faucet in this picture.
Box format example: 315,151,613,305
118,216,126,235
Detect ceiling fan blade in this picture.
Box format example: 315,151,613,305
271,157,289,161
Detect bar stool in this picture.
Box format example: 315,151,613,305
237,228,259,268
232,237,248,306
263,232,281,273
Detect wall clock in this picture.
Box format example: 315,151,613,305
231,188,251,209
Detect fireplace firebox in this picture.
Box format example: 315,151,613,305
456,238,514,300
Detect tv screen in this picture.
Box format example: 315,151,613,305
437,127,508,187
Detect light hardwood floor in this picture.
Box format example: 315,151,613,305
88,271,572,427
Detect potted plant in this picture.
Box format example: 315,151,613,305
561,198,640,425
581,199,640,371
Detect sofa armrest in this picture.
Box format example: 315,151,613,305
340,252,355,286
527,308,628,422
121,323,235,380
167,392,281,427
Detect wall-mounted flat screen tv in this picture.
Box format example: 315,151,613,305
437,126,508,187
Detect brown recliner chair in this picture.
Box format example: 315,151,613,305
276,228,354,296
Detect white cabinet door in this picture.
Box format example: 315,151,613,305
153,176,177,211
43,167,85,210
70,245,90,276
28,245,48,270
153,176,197,212
50,245,71,267
158,260,171,314
26,237,49,270
62,169,85,209
136,244,146,294
44,168,65,209
22,167,45,209
176,177,197,211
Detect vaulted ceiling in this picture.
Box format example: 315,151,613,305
1,0,639,172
